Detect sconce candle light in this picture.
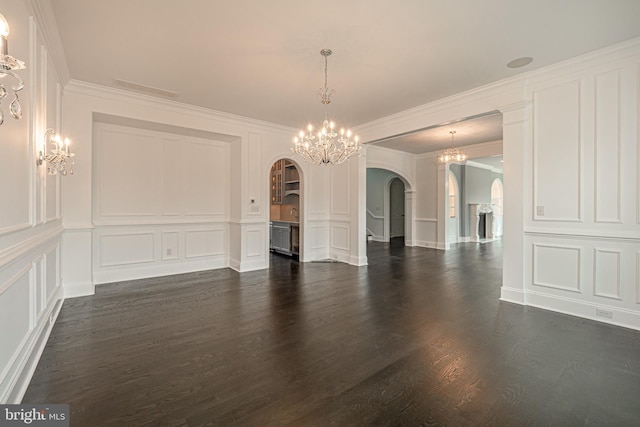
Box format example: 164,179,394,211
38,128,75,176
0,13,25,125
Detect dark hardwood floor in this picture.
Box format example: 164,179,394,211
24,239,640,426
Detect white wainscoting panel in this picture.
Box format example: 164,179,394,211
45,246,59,306
161,232,179,261
414,218,438,248
0,268,31,387
594,69,622,223
311,224,329,250
533,81,582,222
532,243,582,293
185,229,225,259
330,224,350,252
34,258,44,322
99,233,155,267
593,248,622,300
246,229,263,258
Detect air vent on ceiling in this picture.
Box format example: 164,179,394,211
113,78,179,98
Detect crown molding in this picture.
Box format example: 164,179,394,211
65,79,295,136
25,0,70,85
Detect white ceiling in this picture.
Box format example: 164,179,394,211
371,112,504,154
50,0,640,151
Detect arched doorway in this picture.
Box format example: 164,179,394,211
389,178,405,240
268,158,302,259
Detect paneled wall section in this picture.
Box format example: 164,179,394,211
525,57,640,329
0,5,65,403
92,123,230,283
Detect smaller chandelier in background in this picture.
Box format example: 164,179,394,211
292,49,360,166
0,13,25,125
438,130,467,163
38,128,75,176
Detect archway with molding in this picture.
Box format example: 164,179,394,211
365,167,414,246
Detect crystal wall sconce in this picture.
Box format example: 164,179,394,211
0,13,25,125
38,129,75,176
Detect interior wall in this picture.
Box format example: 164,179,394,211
91,123,231,283
0,1,66,403
522,50,640,329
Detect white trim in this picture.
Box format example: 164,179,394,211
366,209,384,220
524,228,640,242
500,288,526,305
66,80,294,135
25,0,71,84
1,292,64,404
0,226,64,269
525,290,640,331
93,257,228,284
63,281,95,298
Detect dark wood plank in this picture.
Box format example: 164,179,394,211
23,239,640,426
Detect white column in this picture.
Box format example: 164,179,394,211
436,163,448,250
499,101,531,304
404,190,416,246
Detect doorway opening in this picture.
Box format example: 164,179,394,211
269,158,302,260
389,178,405,240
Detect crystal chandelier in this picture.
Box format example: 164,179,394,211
438,130,466,163
292,49,360,165
38,129,75,175
0,13,25,125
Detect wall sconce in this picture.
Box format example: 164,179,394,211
0,13,25,125
38,129,75,176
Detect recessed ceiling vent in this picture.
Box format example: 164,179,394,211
113,78,178,98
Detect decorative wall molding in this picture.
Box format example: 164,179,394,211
524,228,640,242
532,79,582,223
532,243,582,293
66,80,295,135
0,226,63,270
594,68,622,224
593,248,622,300
415,217,438,223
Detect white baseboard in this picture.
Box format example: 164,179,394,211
64,280,95,298
525,290,640,331
93,257,228,284
232,259,268,273
349,255,368,266
413,240,438,249
500,287,526,304
369,235,387,242
1,293,64,403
